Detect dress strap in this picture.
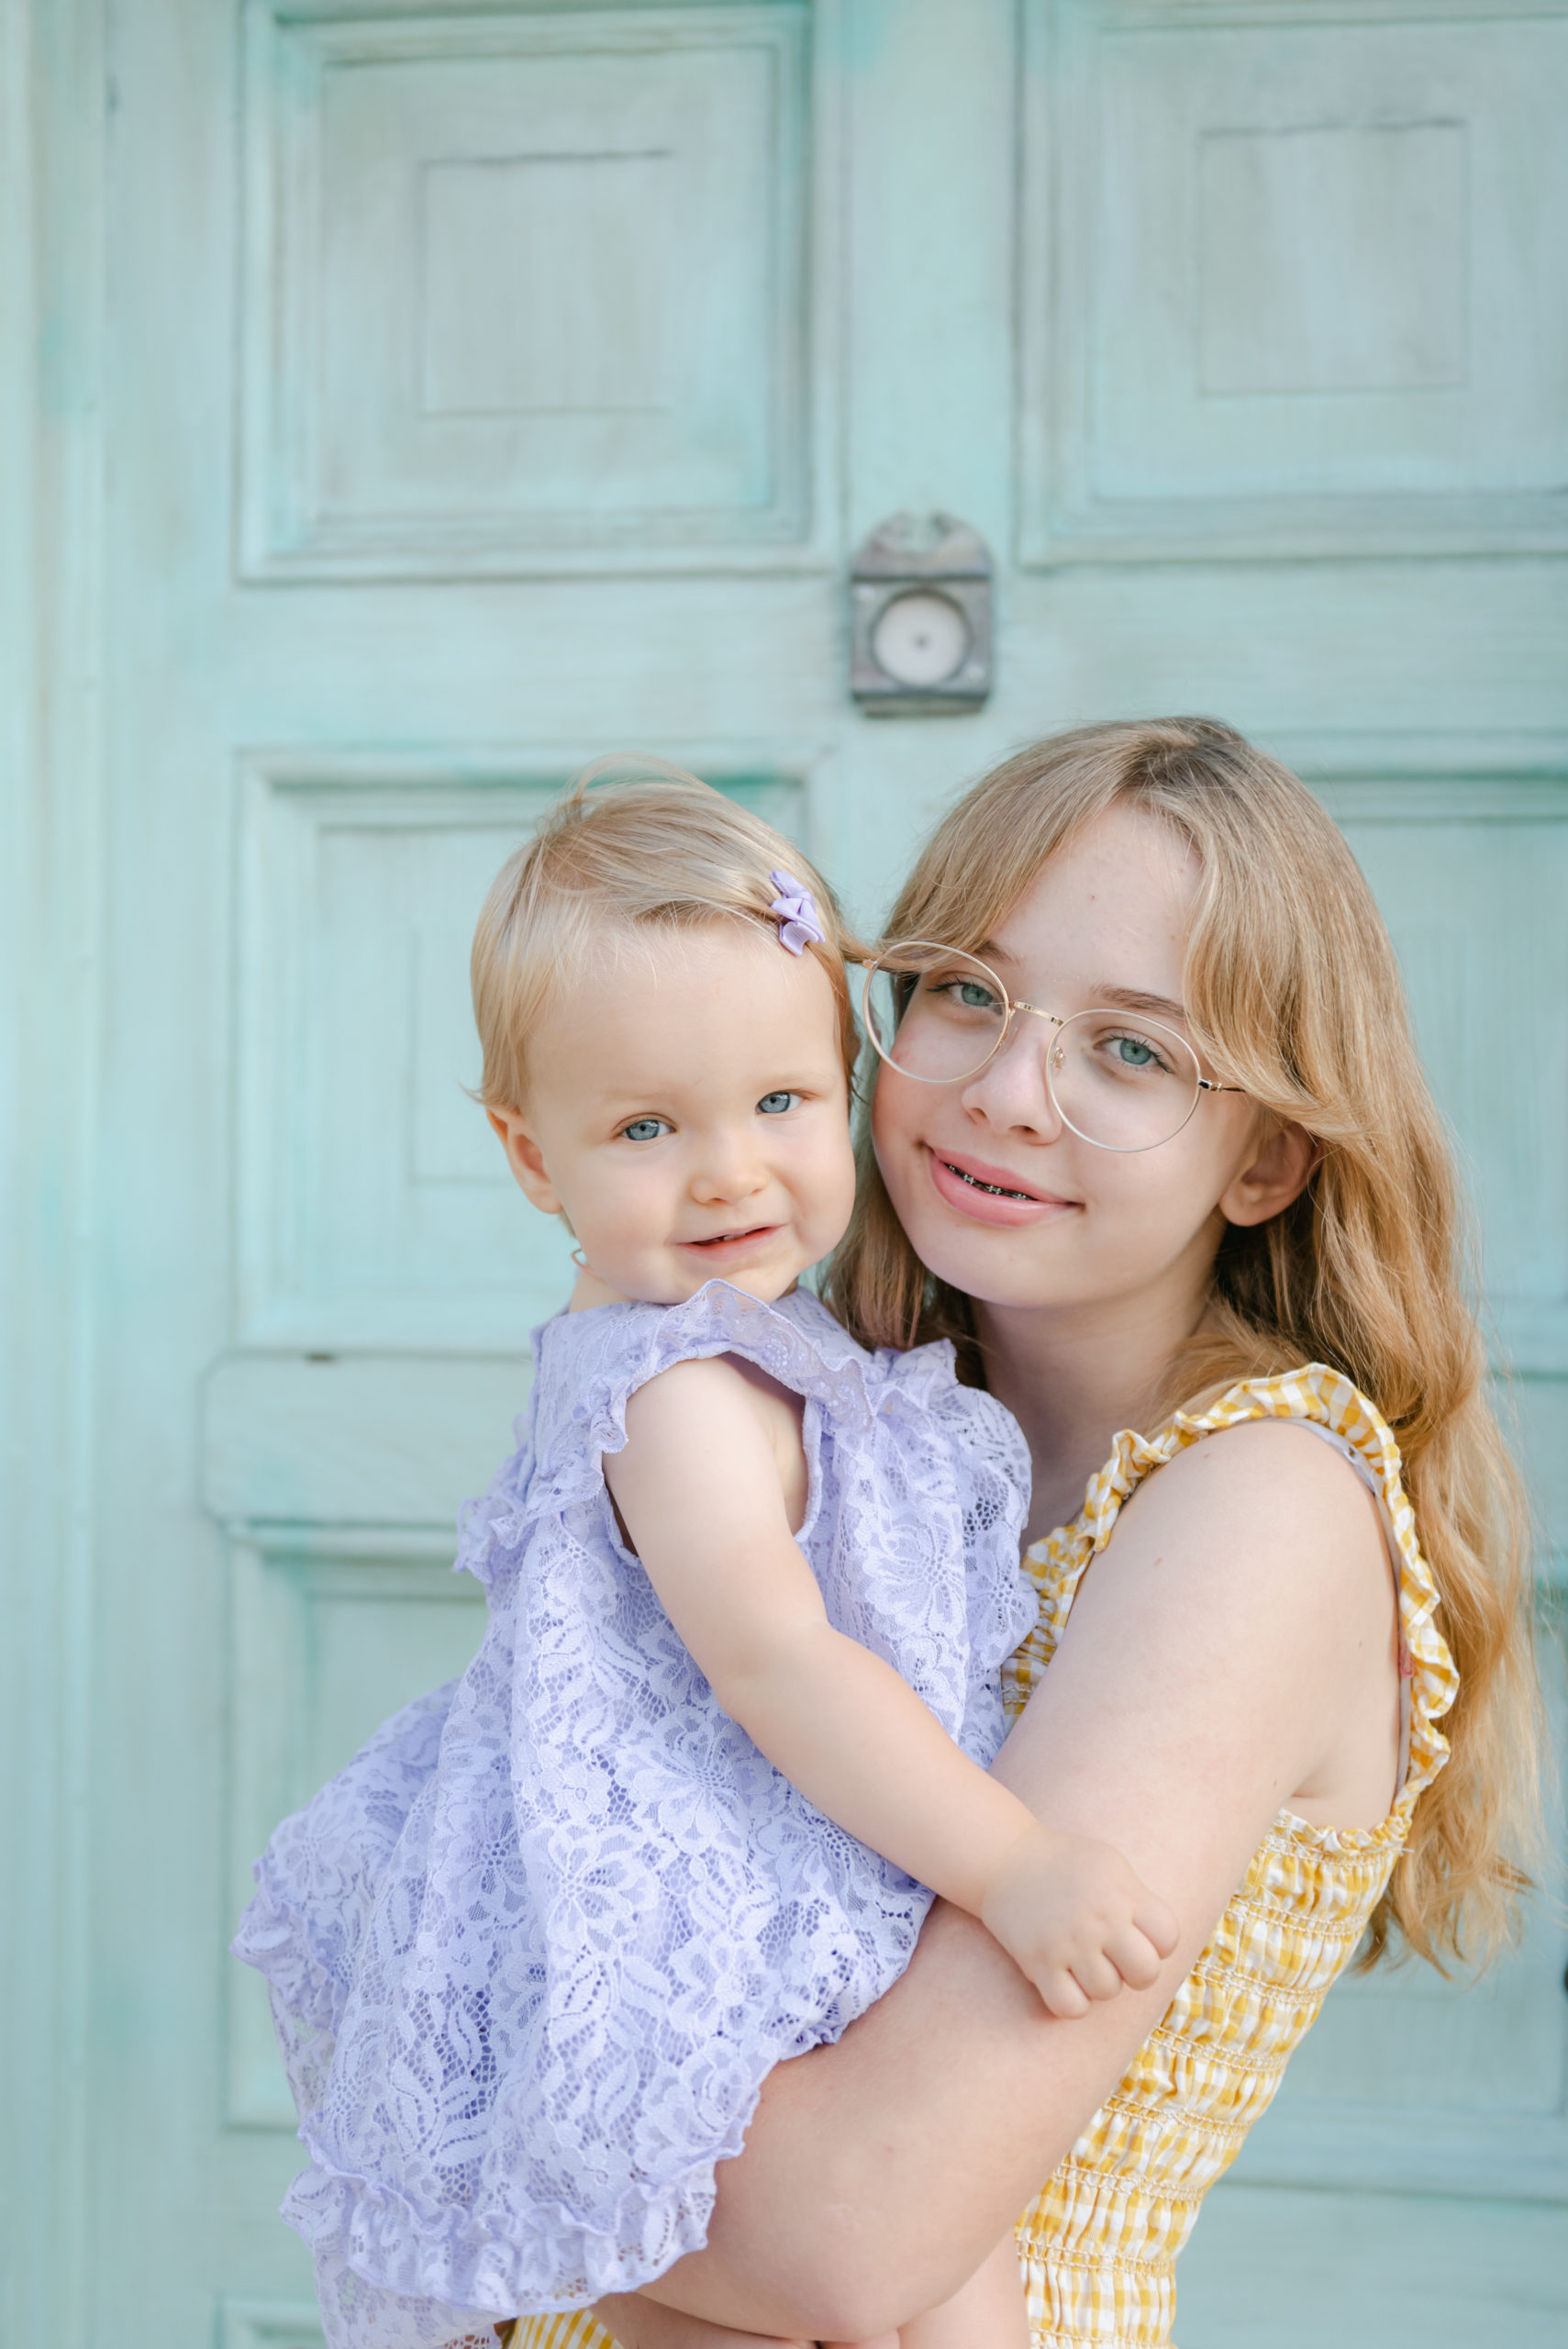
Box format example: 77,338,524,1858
1012,1364,1458,1819
1287,1418,1412,1798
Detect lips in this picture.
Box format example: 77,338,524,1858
682,1223,777,1251
940,1153,1044,1202
926,1147,1075,1227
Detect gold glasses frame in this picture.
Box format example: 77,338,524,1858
861,940,1247,1154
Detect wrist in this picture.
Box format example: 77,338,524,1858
972,1813,1070,1926
966,1810,1064,1922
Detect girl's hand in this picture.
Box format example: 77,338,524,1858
978,1823,1179,2019
590,2292,814,2349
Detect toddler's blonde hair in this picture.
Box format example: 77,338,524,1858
472,758,862,1115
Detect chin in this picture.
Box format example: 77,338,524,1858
884,1186,1060,1304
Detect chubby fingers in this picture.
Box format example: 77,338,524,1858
1105,1919,1173,1993
1038,1967,1091,2020
1038,1911,1182,2017
1136,1888,1181,1960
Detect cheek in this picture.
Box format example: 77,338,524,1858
573,1156,664,1242
868,1066,918,1165
869,1076,940,1230
801,1119,858,1226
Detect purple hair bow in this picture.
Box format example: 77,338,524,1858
767,869,825,956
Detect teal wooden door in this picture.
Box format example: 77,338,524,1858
5,4,1564,2346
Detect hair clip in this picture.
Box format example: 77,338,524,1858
767,870,826,956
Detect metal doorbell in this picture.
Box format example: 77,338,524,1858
849,513,993,716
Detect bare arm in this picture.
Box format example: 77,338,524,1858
630,1420,1396,2342
607,1359,1175,2012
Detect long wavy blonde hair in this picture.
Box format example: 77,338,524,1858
826,718,1540,1970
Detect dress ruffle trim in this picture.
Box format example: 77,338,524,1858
1017,1364,1458,1824
230,1681,457,2020
282,2094,751,2318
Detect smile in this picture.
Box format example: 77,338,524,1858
684,1224,776,1249
940,1158,1040,1203
925,1146,1074,1228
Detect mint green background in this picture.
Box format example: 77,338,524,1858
3,6,1564,2346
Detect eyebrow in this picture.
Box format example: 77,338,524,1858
974,946,1187,1027
1094,985,1188,1025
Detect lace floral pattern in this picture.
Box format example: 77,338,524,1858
233,1282,1032,2343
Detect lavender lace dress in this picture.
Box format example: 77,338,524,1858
234,1281,1032,2348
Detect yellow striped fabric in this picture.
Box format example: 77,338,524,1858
508,1365,1457,2349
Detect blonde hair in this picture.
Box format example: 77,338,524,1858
826,717,1540,1972
472,757,862,1114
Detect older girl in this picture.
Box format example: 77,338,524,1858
528,718,1539,2349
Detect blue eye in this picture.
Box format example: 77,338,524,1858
1095,1030,1174,1075
757,1091,799,1116
931,976,1002,1012
621,1117,671,1142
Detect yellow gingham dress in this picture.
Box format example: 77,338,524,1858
506,1365,1458,2349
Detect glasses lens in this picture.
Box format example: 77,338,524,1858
864,943,1008,1085
1048,1010,1202,1152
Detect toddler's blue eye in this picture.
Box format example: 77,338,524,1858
622,1118,671,1142
757,1091,798,1116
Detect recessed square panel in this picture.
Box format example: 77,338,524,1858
225,1532,487,2127
1021,1,1568,560
236,755,808,1349
1312,780,1568,1313
418,152,675,417
1198,123,1466,397
240,4,818,574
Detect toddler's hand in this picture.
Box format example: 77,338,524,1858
978,1824,1179,2019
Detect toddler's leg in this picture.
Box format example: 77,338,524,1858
888,2232,1029,2349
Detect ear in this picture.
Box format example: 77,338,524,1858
487,1106,562,1217
1218,1119,1319,1230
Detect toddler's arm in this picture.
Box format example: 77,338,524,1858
606,1357,1176,2016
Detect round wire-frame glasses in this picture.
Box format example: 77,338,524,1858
862,940,1245,1154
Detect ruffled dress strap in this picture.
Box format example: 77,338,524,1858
1005,1363,1458,1818
450,1281,879,1598
521,1279,875,1522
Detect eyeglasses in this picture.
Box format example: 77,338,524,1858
862,941,1245,1153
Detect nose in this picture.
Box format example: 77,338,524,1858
689,1121,771,1206
957,1014,1066,1139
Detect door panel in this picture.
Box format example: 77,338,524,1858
225,1531,489,2130
241,1,827,573
12,0,1561,2343
1023,0,1568,559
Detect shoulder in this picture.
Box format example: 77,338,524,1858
1099,1414,1388,1641
624,1352,805,1487
1140,1412,1377,1520
621,1349,771,1432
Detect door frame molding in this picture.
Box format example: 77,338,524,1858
0,1,106,2340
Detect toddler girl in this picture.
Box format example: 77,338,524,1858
234,772,1176,2349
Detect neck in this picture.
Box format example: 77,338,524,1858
567,1261,627,1312
973,1266,1214,1548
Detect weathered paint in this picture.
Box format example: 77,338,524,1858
3,4,1565,2345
